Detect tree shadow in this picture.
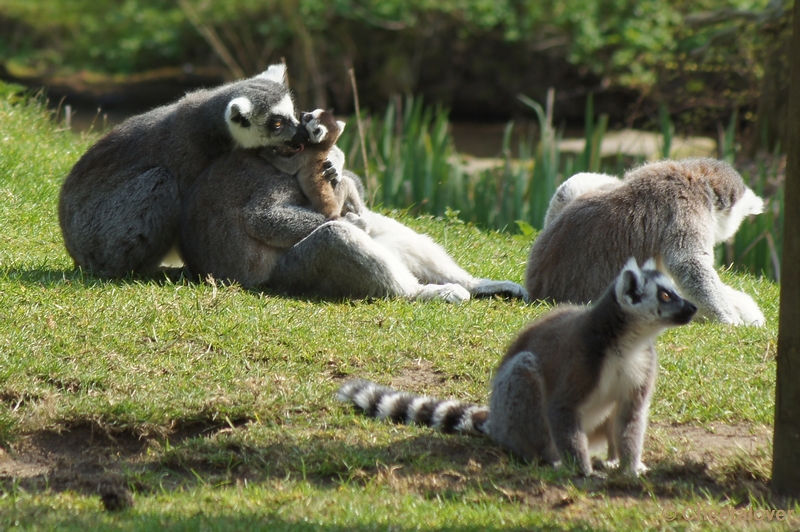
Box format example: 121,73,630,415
0,418,790,515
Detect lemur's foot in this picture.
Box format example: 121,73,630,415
344,212,369,232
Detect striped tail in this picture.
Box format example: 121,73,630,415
337,378,490,435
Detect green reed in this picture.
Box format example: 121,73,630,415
338,95,784,280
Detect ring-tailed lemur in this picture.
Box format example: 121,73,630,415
264,109,363,220
338,259,696,476
180,132,527,301
59,64,338,278
527,158,765,326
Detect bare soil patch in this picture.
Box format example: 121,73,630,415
390,358,449,392
0,418,778,505
0,360,785,514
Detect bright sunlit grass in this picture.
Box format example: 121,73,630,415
0,84,791,531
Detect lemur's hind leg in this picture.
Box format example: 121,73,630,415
64,167,179,277
489,351,560,465
268,220,470,302
363,211,528,300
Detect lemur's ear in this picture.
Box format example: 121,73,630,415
226,97,253,128
641,257,657,270
258,64,287,85
336,121,346,133
617,257,645,305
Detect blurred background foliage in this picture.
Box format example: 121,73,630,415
0,0,793,142
0,0,791,279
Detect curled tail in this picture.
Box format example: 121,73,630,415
337,378,490,435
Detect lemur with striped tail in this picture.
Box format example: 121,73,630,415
338,258,697,476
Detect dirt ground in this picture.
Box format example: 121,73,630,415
0,359,790,519
0,417,781,517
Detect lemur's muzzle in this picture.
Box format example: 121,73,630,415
285,115,311,148
674,300,698,325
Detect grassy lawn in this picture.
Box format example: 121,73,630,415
0,88,797,530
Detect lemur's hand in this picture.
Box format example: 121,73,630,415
322,160,340,184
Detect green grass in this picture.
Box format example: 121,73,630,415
0,85,796,530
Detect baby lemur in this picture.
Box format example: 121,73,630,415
339,259,697,476
266,109,363,220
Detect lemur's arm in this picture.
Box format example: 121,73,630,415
325,146,345,184
244,199,327,249
242,176,367,249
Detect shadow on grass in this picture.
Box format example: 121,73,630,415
0,417,788,515
0,266,191,288
2,510,589,532
0,266,383,304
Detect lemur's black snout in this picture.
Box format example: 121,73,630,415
675,300,698,325
289,117,311,146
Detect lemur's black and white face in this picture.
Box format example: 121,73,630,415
265,109,347,159
225,92,299,150
616,258,697,328
300,109,346,144
224,64,301,151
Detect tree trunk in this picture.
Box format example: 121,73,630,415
771,0,800,497
752,32,790,154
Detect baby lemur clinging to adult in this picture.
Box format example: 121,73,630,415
266,109,363,220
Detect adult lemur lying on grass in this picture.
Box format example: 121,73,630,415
528,159,765,326
180,111,527,302
339,259,696,476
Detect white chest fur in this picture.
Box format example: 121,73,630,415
578,339,653,434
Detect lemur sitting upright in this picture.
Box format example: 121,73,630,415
338,258,697,476
59,64,303,277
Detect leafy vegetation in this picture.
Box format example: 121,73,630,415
335,93,784,280
0,76,793,530
0,0,792,140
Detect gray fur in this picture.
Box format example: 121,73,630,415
59,64,298,277
180,151,527,301
527,158,765,325
338,259,697,476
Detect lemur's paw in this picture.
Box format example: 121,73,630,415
344,212,368,231
322,160,340,184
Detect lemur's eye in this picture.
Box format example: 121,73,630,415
269,117,284,131
659,290,672,302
